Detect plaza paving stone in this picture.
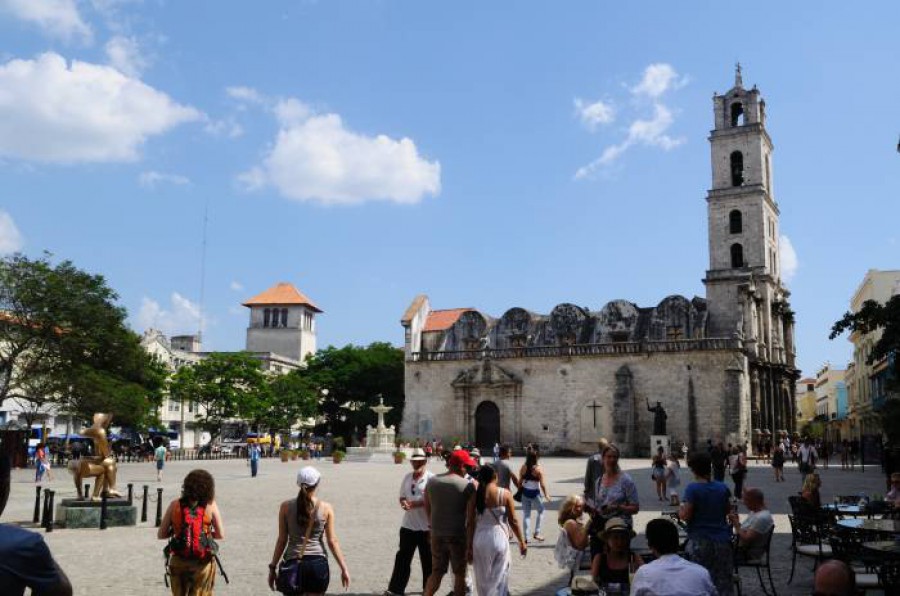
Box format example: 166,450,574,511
4,456,889,595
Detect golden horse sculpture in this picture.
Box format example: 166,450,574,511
67,413,122,500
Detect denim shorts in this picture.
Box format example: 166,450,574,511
156,460,164,470
297,555,329,593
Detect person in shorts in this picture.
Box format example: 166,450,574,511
155,441,167,482
424,449,476,596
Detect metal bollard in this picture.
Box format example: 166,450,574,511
127,483,134,505
141,485,149,523
46,491,55,533
84,484,90,500
99,491,109,530
33,486,42,523
155,488,164,527
41,489,51,528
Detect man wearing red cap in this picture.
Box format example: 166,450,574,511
424,449,476,596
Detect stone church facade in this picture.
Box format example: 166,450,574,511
400,69,799,455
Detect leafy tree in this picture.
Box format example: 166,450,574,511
303,342,404,440
830,295,900,392
265,370,319,433
0,253,165,427
171,352,268,441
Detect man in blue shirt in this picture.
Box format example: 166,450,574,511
249,442,262,477
0,454,72,595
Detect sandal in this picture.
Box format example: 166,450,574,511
532,534,545,542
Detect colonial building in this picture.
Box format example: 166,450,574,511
400,69,799,455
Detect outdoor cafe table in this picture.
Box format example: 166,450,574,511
822,504,867,517
837,518,900,534
861,541,900,556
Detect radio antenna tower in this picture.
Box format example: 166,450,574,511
197,195,210,348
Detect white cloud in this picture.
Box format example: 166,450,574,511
138,170,190,189
239,100,441,205
0,210,24,254
229,281,244,292
780,234,798,282
631,63,687,98
1,0,92,43
0,52,202,163
226,85,267,106
576,64,687,179
204,117,243,138
137,292,202,336
573,98,615,131
104,35,147,77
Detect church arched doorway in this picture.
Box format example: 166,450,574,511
474,401,500,449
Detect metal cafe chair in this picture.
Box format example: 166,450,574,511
733,525,777,596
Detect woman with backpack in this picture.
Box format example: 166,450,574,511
158,469,225,595
268,466,350,595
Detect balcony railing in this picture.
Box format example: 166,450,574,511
410,338,741,362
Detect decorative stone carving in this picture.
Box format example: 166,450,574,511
549,303,589,346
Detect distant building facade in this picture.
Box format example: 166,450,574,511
795,377,817,425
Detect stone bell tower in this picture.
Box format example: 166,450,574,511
703,65,798,437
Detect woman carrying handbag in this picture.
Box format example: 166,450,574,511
268,467,350,595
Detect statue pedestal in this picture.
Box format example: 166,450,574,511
650,435,670,456
57,498,137,528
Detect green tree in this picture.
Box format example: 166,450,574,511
173,352,268,441
0,253,165,427
265,370,319,433
303,342,404,440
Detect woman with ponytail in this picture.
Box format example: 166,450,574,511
466,465,526,596
268,467,350,595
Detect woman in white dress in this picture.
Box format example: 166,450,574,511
466,465,527,596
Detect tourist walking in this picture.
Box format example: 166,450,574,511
385,448,434,596
158,469,225,596
710,442,727,482
268,467,350,595
651,447,667,501
665,453,681,506
798,438,818,483
771,443,785,482
34,443,51,483
489,445,518,492
424,449,476,596
518,451,550,543
155,440,167,482
728,445,747,499
466,465,526,596
586,444,639,562
679,451,734,596
249,442,262,478
840,439,850,470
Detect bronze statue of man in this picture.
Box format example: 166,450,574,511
646,399,668,436
69,413,122,500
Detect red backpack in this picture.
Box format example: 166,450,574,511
164,502,218,560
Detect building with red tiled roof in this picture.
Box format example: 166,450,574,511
244,282,321,363
242,282,322,312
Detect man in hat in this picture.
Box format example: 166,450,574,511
424,449,476,596
385,448,434,596
0,455,72,595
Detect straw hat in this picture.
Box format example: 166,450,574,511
600,517,636,539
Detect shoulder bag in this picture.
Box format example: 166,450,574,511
276,502,319,595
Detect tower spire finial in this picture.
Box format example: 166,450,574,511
735,62,743,88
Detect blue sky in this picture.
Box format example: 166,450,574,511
1,1,898,379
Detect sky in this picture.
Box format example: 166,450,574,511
1,1,898,379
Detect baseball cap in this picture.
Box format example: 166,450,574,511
297,466,321,487
448,449,476,468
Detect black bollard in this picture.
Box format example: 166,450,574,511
155,488,164,527
33,486,42,523
84,484,90,500
46,491,55,533
99,491,109,530
41,489,51,528
141,485,149,523
127,483,134,505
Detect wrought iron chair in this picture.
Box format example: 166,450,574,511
787,514,832,584
827,529,881,590
876,555,900,592
733,525,776,596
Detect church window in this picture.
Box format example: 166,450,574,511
730,102,745,127
730,243,745,268
730,151,744,186
729,210,742,234
263,308,271,328
280,308,288,327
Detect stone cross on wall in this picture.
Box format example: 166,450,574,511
587,401,603,428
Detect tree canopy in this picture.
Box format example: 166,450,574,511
0,253,165,427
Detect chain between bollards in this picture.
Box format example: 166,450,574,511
155,487,163,527
141,485,148,523
33,486,42,524
45,490,55,533
99,490,109,530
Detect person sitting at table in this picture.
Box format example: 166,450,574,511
592,518,642,590
801,472,822,509
630,518,716,596
886,472,900,506
727,488,774,561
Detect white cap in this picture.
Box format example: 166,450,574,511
297,466,321,488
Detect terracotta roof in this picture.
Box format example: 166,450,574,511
424,308,472,332
242,282,322,312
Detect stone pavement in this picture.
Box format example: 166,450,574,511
3,456,889,595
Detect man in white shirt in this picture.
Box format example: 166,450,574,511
630,519,716,596
385,448,434,596
728,487,775,561
798,438,818,483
